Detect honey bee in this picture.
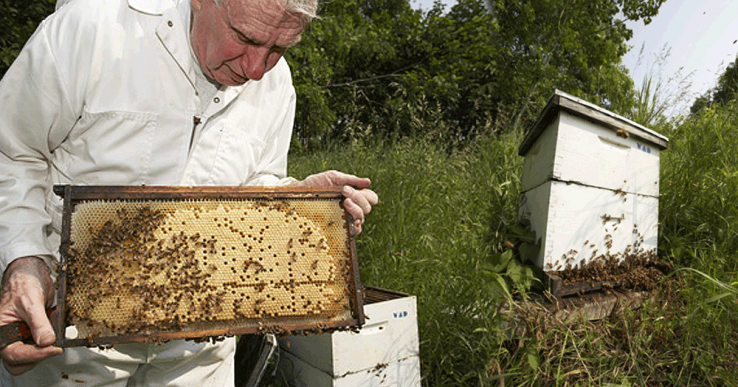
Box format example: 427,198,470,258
616,129,629,139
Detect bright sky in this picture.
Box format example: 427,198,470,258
412,0,738,116
411,0,450,11
623,0,738,113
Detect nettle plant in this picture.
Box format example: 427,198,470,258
482,218,543,302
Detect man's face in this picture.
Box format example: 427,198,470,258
190,0,303,86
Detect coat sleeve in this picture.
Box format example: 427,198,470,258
0,16,80,274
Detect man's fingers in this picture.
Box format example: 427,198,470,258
345,176,371,189
342,187,376,216
4,360,38,376
343,198,366,235
359,188,378,206
1,341,63,375
26,308,56,347
31,325,56,347
0,256,61,375
297,170,372,189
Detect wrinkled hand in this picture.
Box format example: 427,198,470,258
293,170,378,235
0,256,62,375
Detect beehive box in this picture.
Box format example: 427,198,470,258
518,90,668,272
52,185,364,347
276,287,420,387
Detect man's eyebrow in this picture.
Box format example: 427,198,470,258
230,25,301,49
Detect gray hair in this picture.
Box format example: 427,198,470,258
214,0,319,27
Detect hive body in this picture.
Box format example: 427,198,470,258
518,90,668,272
277,287,421,387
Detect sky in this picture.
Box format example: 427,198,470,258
411,0,738,115
623,0,738,113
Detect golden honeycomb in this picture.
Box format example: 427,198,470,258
64,197,355,342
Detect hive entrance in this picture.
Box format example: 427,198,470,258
55,186,363,347
543,222,671,298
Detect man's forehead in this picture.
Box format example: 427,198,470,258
224,0,304,41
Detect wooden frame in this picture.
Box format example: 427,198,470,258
53,185,364,347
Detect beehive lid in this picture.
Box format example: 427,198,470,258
518,90,669,156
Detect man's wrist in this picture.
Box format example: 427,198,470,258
2,256,52,288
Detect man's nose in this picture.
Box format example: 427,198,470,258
240,46,270,81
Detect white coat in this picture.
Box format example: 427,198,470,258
0,0,297,273
0,0,299,384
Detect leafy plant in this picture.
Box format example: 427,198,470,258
0,0,56,77
482,218,542,302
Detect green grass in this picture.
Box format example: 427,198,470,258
273,99,738,386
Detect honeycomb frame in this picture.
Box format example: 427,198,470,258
53,185,364,348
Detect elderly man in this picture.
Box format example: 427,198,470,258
0,0,377,384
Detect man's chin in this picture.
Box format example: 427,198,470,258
216,71,249,86
221,77,248,86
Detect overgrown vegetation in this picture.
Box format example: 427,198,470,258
691,53,738,114
0,0,55,76
285,0,665,150
281,98,738,384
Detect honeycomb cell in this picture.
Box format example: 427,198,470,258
65,197,353,340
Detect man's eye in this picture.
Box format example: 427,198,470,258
234,31,254,45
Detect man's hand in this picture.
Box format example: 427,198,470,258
293,170,378,235
0,256,62,375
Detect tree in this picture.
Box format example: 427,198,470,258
0,0,56,78
690,55,738,114
287,0,666,150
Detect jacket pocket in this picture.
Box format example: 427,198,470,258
54,110,158,185
206,125,267,186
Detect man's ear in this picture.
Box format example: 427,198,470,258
191,0,203,12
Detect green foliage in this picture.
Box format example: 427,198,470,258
0,0,55,78
621,44,694,129
286,127,528,385
482,218,542,302
658,99,738,267
286,0,665,150
690,54,738,114
277,111,738,385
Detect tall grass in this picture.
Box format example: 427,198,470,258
276,98,738,386
288,130,525,385
659,101,738,272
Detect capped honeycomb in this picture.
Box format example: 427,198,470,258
63,196,357,343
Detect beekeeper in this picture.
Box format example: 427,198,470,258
0,0,377,384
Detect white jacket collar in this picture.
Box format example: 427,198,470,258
128,0,179,16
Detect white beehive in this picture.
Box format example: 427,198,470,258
518,90,668,271
277,287,420,387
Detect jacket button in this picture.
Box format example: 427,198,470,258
167,20,173,27
213,97,220,103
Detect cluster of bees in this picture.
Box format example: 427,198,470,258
64,199,355,343
547,216,667,292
